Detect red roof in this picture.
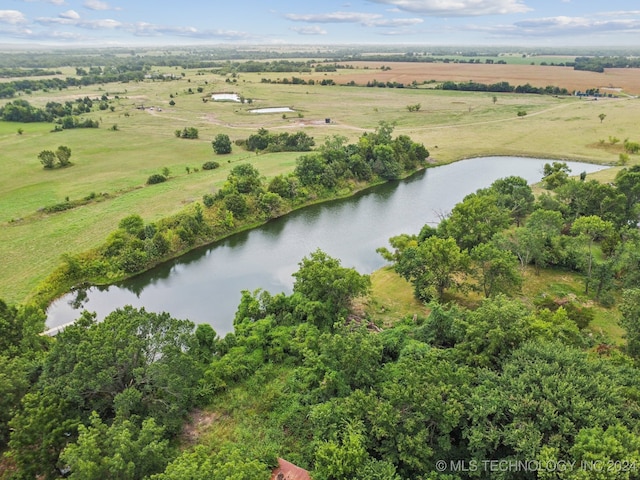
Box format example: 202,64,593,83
270,458,311,480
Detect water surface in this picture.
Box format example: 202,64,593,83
46,157,607,335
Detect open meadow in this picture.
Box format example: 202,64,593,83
1,59,639,304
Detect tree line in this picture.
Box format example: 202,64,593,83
439,80,569,95
574,56,640,73
0,98,103,128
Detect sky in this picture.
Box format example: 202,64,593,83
1,0,639,48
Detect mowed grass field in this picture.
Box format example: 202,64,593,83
1,61,639,304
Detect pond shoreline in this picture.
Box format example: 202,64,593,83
33,162,426,312
44,155,612,335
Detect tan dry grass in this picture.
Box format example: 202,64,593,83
320,62,640,95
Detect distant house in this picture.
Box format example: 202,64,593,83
270,458,311,480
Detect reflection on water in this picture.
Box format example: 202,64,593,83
46,157,608,336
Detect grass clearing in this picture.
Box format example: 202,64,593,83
365,266,431,327
518,266,623,343
367,264,624,344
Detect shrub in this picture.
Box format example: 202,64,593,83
202,194,215,207
43,202,73,213
624,140,640,154
175,127,198,139
619,153,630,165
212,134,232,154
202,161,220,170
146,174,167,185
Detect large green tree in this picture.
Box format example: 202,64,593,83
292,249,370,330
491,176,534,227
439,192,511,251
38,149,56,168
9,307,201,477
470,242,522,297
212,133,232,154
393,236,469,301
60,412,171,480
55,145,72,167
570,215,614,293
620,288,640,359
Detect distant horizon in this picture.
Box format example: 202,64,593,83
1,1,639,48
0,42,638,55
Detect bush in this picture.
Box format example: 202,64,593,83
202,161,220,170
212,134,232,154
175,127,199,139
146,174,167,185
43,202,73,214
202,194,215,207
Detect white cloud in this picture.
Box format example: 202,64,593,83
599,10,640,17
468,13,640,39
83,0,111,10
514,15,640,35
291,25,327,35
130,22,251,40
0,10,28,24
36,14,122,29
285,10,422,27
59,10,80,20
366,0,532,16
20,0,66,4
286,11,384,24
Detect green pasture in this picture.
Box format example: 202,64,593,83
1,65,639,304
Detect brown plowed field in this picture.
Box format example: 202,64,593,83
315,62,640,95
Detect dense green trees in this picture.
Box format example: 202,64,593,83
620,288,640,359
382,169,640,308
245,128,315,152
3,175,640,479
6,306,203,478
60,413,171,480
439,191,512,251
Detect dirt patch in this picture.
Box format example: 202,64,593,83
180,408,220,445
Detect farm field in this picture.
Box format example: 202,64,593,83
323,61,640,95
1,58,639,304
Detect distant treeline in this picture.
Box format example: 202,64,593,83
0,98,99,129
574,56,640,73
439,80,569,95
0,71,148,98
0,67,61,78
